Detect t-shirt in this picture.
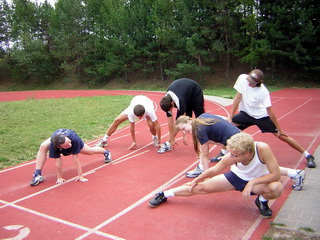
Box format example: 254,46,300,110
49,129,84,158
196,113,240,146
165,78,204,119
234,74,271,119
122,95,157,123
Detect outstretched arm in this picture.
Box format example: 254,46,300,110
229,92,242,122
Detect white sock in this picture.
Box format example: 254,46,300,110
198,164,204,171
163,189,175,198
221,149,228,155
259,195,268,202
102,135,109,142
303,151,310,157
287,168,299,178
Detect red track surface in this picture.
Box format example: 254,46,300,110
0,89,319,240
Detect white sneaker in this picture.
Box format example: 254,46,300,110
96,139,108,147
291,170,305,191
157,141,172,154
186,165,204,178
153,136,159,148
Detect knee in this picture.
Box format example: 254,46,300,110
270,182,283,198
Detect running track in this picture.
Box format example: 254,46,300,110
0,89,319,240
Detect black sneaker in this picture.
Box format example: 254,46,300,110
104,150,112,163
148,192,167,208
255,196,272,218
30,174,44,186
210,152,225,162
306,155,316,168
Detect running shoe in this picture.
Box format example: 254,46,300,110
255,196,272,218
291,170,305,191
153,136,159,148
104,150,112,163
186,165,204,178
96,139,108,148
30,174,44,186
306,155,316,168
149,192,167,208
157,141,172,154
210,151,225,162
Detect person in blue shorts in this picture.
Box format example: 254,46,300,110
148,132,301,218
30,129,112,186
229,69,316,168
174,113,305,191
158,78,205,153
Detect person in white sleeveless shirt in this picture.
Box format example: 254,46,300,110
148,132,289,218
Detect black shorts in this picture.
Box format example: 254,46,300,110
224,171,256,195
232,111,277,133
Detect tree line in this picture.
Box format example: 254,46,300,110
0,0,319,85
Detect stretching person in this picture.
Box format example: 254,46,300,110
30,128,112,186
176,114,305,190
149,132,284,218
229,69,316,168
96,95,161,150
158,78,205,153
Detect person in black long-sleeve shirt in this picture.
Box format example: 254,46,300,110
158,78,205,153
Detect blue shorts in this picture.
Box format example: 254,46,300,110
224,171,256,195
232,111,277,133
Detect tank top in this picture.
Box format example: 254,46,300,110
230,142,269,181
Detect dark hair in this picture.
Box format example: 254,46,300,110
160,95,173,112
51,134,66,148
133,104,145,117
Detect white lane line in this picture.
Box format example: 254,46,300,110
0,200,124,240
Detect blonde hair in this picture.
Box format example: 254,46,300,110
175,115,220,157
226,132,254,154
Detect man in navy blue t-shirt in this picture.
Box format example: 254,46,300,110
30,129,112,186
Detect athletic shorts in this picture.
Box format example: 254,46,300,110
232,111,277,133
224,171,256,195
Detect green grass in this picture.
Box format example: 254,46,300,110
0,95,132,169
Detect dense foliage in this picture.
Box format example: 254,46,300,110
0,0,319,85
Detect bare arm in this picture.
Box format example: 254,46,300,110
242,142,281,199
128,122,137,149
267,107,286,137
73,154,88,182
55,157,65,184
229,92,242,122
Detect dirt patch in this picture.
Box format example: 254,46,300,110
264,226,320,239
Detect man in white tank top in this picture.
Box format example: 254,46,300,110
148,132,305,218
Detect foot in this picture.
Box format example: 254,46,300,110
30,174,44,186
96,139,108,148
306,155,316,168
210,151,225,162
186,165,204,178
255,196,272,218
157,141,172,154
291,170,305,191
148,192,167,208
153,136,159,148
104,150,112,163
